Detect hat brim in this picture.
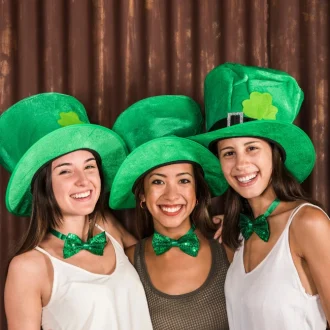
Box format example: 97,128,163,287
6,124,127,216
189,120,315,183
109,136,228,209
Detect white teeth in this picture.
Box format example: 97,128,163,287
237,173,257,183
160,205,182,213
71,191,91,199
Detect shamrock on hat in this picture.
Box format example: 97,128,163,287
0,93,127,216
190,63,315,186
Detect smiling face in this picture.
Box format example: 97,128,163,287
141,163,197,234
51,149,101,219
217,137,273,200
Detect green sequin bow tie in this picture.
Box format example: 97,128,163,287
239,198,280,242
50,228,107,259
152,225,200,257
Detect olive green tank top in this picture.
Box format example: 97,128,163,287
134,238,229,330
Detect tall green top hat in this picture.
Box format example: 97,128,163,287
0,93,127,216
109,95,228,209
190,63,315,183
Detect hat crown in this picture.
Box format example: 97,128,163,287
112,95,203,152
0,93,89,172
204,63,304,131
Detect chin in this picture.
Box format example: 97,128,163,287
234,187,266,200
158,220,184,229
156,216,191,230
65,207,96,218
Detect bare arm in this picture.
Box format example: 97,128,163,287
5,254,45,330
212,214,235,262
293,206,330,323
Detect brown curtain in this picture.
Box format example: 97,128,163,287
0,0,329,328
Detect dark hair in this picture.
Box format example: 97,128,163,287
133,163,217,239
14,149,106,256
222,143,322,250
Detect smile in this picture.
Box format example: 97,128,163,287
236,173,257,183
159,205,183,215
71,190,91,199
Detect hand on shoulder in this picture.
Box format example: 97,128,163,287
212,214,224,242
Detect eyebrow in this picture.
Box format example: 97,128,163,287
149,172,194,178
53,157,96,170
244,141,260,146
218,140,260,152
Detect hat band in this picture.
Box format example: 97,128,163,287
209,112,255,132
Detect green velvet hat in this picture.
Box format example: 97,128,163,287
109,95,228,209
190,63,315,183
0,93,127,216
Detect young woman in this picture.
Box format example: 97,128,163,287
1,93,152,330
109,95,230,330
192,63,330,329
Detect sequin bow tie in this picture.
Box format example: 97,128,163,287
50,228,107,259
152,225,200,257
239,198,280,242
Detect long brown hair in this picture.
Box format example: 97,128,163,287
14,149,106,256
133,163,217,239
222,143,322,250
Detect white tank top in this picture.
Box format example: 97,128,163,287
36,224,153,330
225,203,327,330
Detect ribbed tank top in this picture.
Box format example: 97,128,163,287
134,238,229,330
36,224,153,330
225,203,328,330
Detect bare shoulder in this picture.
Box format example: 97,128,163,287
97,210,123,242
291,204,329,234
8,249,49,278
6,249,50,298
5,250,50,328
125,244,136,265
291,204,330,252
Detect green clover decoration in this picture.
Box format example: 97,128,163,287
58,111,84,127
242,92,278,120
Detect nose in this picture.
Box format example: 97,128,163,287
235,152,250,171
75,170,89,186
163,182,180,201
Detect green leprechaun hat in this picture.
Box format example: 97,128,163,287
190,63,315,183
109,95,228,209
0,93,127,216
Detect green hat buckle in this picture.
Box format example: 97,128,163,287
190,62,315,184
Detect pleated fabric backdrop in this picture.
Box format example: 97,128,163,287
0,0,329,328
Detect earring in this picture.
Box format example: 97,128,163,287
140,200,145,209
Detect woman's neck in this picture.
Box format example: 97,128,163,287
153,218,192,239
54,215,91,240
247,187,277,218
